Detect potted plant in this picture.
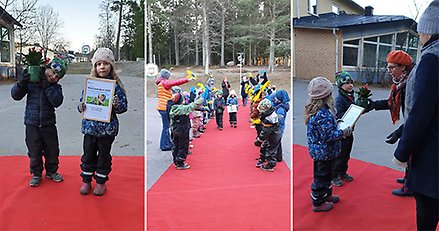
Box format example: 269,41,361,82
23,47,49,82
355,84,372,108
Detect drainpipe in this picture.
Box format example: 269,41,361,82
333,28,339,73
296,0,300,18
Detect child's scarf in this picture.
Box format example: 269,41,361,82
388,73,408,124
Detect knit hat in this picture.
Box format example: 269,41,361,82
230,89,236,97
48,57,68,78
308,77,333,99
257,98,272,113
170,86,182,94
417,0,439,35
334,71,353,87
160,69,171,79
91,48,115,67
386,50,413,66
172,92,184,104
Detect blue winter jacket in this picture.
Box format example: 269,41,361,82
272,90,290,133
226,96,238,106
11,82,63,126
307,107,344,161
79,83,128,137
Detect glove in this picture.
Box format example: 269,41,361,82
17,71,30,88
78,102,86,112
254,139,262,147
385,132,399,144
392,157,407,168
364,99,375,113
112,95,119,109
342,126,353,137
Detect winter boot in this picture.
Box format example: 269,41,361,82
80,183,92,195
93,183,106,196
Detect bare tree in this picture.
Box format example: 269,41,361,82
35,5,64,58
96,0,116,50
2,0,38,63
111,0,131,61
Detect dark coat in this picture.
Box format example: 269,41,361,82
335,89,354,120
11,82,63,126
221,80,231,97
394,38,439,199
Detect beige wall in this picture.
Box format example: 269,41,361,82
293,0,363,18
293,28,339,81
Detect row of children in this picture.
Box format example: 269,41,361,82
244,70,290,172
11,48,127,196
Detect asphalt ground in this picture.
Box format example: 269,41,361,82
293,80,405,172
0,74,144,157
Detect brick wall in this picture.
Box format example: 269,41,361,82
293,28,340,82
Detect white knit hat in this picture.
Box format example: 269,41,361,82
91,48,115,67
417,0,439,35
308,77,333,99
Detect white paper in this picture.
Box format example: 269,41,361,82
227,105,238,113
82,77,116,123
338,104,364,130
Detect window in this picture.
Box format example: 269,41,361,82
342,39,360,66
0,26,10,63
332,4,339,14
308,0,317,15
363,43,377,67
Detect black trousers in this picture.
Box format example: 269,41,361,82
229,112,237,124
172,125,190,165
258,127,282,168
80,135,115,184
25,125,60,176
255,124,263,139
215,110,223,128
333,135,354,178
414,193,438,231
311,159,335,206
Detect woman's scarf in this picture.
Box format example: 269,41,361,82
388,73,409,124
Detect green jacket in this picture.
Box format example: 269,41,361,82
170,98,204,126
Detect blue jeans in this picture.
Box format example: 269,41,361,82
158,110,173,150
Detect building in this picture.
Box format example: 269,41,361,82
0,6,21,79
293,1,419,83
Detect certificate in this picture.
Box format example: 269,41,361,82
227,105,238,113
338,104,365,130
82,77,116,123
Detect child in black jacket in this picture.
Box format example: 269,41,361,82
11,58,68,187
254,98,282,172
332,71,355,187
213,91,226,130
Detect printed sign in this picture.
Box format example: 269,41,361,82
82,77,116,123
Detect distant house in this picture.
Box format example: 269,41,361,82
293,0,419,83
0,6,21,79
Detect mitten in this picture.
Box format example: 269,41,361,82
17,71,30,88
342,126,353,137
385,132,399,144
78,102,86,112
364,99,375,113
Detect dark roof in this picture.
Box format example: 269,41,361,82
293,12,414,29
0,6,22,27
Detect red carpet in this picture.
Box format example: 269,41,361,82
293,144,418,230
0,156,144,231
148,103,291,230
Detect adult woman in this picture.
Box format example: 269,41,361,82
369,50,414,197
155,69,192,151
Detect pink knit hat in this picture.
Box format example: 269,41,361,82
308,77,333,99
91,48,115,67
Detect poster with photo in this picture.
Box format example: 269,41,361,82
338,104,365,130
82,77,116,123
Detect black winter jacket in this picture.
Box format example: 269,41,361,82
11,82,63,126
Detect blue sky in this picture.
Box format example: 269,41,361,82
355,0,430,20
37,0,101,52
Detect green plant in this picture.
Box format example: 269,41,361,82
355,84,372,108
23,47,45,66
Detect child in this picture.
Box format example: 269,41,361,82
305,77,352,212
254,98,282,172
271,90,290,162
11,57,68,187
169,93,204,169
214,90,226,130
332,71,356,187
227,90,239,128
77,48,128,196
